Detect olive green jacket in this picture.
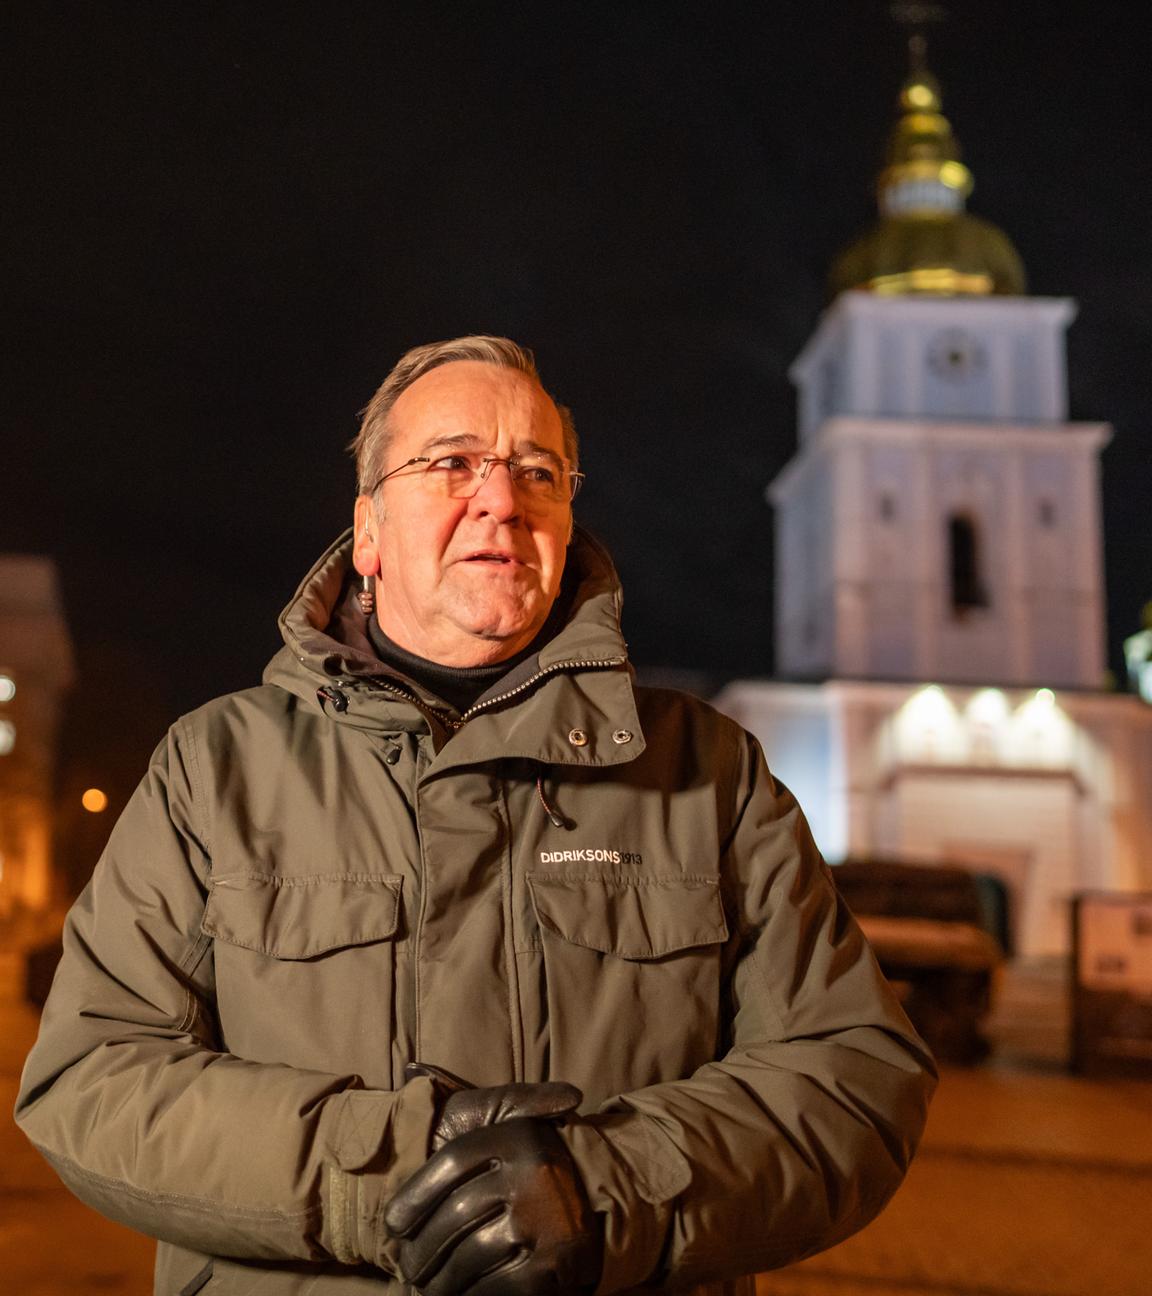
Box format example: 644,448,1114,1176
17,530,934,1296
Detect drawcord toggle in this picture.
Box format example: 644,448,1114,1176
536,772,571,830
316,685,350,713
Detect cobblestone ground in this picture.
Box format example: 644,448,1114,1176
3,957,1150,1295
759,962,1152,1296
0,954,155,1294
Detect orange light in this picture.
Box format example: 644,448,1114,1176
82,788,109,814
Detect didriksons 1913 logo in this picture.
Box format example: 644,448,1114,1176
538,848,644,865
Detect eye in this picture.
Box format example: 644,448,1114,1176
428,454,474,472
513,461,559,487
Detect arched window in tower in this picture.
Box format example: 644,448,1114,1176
948,513,989,615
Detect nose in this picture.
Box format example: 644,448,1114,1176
467,458,522,522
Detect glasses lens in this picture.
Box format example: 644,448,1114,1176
509,455,565,501
423,454,572,504
425,456,477,497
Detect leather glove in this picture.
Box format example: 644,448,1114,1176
405,1062,585,1151
383,1117,603,1296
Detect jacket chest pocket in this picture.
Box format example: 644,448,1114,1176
527,874,728,1093
202,872,404,1087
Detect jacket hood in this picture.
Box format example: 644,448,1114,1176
263,527,643,768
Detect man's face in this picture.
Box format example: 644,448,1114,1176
353,361,572,667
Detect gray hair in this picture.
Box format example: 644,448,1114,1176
351,335,579,497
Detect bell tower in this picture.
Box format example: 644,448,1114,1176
717,27,1152,961
770,52,1110,690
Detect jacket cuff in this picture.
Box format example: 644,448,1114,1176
321,1076,439,1271
560,1111,691,1294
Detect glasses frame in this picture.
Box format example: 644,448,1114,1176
366,454,585,504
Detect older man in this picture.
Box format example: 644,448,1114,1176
17,336,934,1296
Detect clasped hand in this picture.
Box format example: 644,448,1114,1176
384,1068,602,1296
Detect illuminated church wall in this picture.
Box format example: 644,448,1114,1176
718,679,1152,957
793,296,1073,440
774,295,1109,691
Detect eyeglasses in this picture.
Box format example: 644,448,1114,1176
368,452,585,506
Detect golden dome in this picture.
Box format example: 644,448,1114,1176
829,64,1026,298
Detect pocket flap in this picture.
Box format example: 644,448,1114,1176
528,875,727,960
203,873,403,959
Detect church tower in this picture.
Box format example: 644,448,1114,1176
716,44,1152,959
772,56,1109,690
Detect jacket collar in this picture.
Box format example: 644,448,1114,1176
263,528,645,769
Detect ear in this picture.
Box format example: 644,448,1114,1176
352,495,380,578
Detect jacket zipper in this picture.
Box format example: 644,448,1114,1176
365,680,464,731
364,656,627,728
459,656,626,722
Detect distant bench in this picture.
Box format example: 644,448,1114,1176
831,860,1006,1064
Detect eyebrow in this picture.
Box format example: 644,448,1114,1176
417,433,564,465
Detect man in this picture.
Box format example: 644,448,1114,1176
17,336,935,1296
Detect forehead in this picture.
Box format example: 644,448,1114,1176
390,361,564,454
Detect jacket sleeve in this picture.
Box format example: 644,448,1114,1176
13,724,435,1270
559,731,937,1294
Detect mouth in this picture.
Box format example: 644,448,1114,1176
462,550,520,566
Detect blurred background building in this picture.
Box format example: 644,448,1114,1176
714,52,1152,961
0,557,74,952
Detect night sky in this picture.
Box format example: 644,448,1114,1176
4,2,1150,827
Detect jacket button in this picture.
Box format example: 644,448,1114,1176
567,728,589,747
612,729,633,745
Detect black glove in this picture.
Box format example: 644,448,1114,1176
405,1062,585,1151
383,1117,603,1296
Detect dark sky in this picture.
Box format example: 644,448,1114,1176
4,1,1151,817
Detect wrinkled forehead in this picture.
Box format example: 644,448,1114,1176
389,360,564,456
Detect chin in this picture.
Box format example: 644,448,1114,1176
456,596,541,638
474,618,549,659
475,620,540,647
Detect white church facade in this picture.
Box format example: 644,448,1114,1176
715,63,1152,959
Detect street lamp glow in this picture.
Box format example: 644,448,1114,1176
0,719,15,755
0,675,15,703
82,788,109,814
